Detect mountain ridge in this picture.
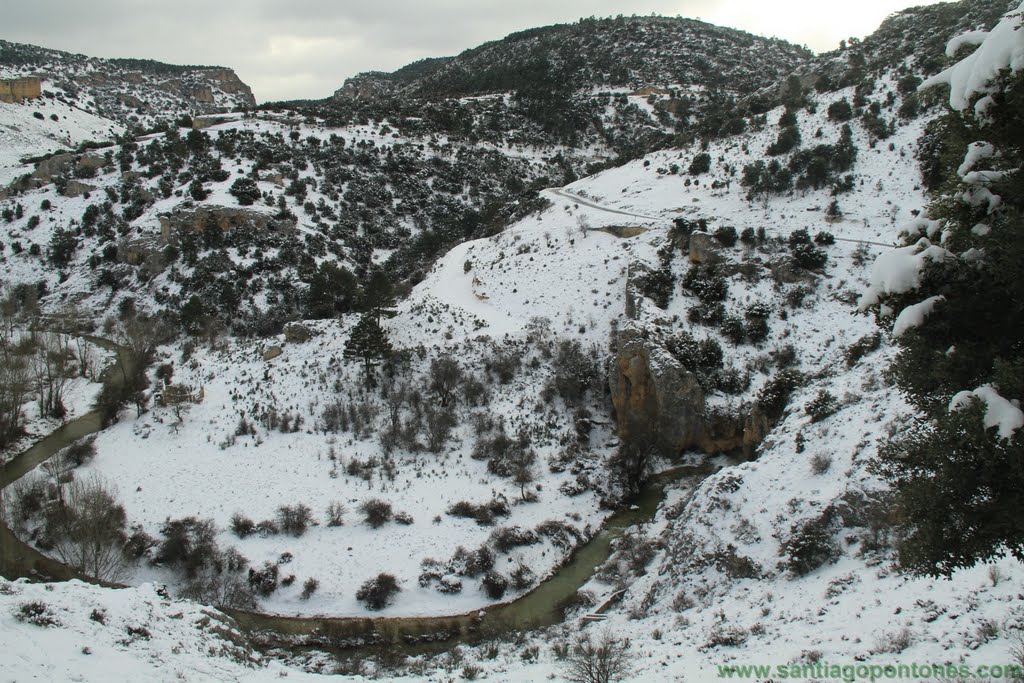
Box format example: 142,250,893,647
333,15,813,102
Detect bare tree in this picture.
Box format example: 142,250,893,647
513,455,536,502
32,332,74,418
561,631,631,683
379,380,409,453
117,314,163,375
428,355,463,407
46,474,130,582
74,336,95,380
0,332,31,446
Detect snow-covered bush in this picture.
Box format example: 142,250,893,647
356,572,400,610
780,507,840,576
481,570,508,599
359,498,393,528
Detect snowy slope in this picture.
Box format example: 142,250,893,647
0,578,329,682
0,96,122,186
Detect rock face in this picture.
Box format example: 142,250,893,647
0,76,41,103
63,180,96,198
31,153,77,182
609,322,770,459
159,206,295,242
687,231,720,264
333,73,395,101
283,324,313,343
609,323,705,454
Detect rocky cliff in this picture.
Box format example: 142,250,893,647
0,40,256,127
0,76,41,103
609,321,773,460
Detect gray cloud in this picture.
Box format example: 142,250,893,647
3,0,938,102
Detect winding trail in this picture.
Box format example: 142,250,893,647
546,186,896,249
544,188,661,221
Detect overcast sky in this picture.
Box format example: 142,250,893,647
4,0,944,103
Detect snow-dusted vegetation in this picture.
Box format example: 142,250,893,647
1,1,1023,680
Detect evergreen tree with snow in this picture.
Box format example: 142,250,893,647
344,313,392,388
868,7,1024,576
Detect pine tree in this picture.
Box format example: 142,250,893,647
344,313,392,388
359,268,397,324
868,36,1024,575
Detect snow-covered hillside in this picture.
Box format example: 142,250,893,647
1,38,256,129
0,96,122,186
3,2,1024,681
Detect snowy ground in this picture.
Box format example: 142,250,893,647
0,578,329,682
0,92,122,186
7,11,1024,679
69,320,612,617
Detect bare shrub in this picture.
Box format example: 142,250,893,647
987,564,1004,586
181,569,258,610
60,436,97,468
15,601,60,627
230,513,256,538
360,498,393,528
490,526,539,553
810,453,832,475
247,561,279,597
301,577,319,600
326,502,346,527
424,405,456,452
394,511,414,525
153,516,219,578
481,570,508,599
447,497,510,526
561,630,631,683
873,627,913,654
276,503,314,536
510,562,535,590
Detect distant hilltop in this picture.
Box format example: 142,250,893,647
0,39,255,127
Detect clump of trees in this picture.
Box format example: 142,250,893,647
43,475,131,582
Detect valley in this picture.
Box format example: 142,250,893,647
1,1,1023,680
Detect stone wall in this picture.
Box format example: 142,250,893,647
0,76,42,103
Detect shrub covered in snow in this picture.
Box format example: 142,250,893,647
356,572,400,610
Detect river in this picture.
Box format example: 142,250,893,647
0,335,714,655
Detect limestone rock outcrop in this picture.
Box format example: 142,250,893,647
31,153,77,182
333,73,394,101
687,231,720,264
159,206,295,243
609,323,705,454
0,76,41,103
63,180,96,198
609,321,773,459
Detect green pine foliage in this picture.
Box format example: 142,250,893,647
871,68,1024,575
344,314,393,388
873,403,1024,576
